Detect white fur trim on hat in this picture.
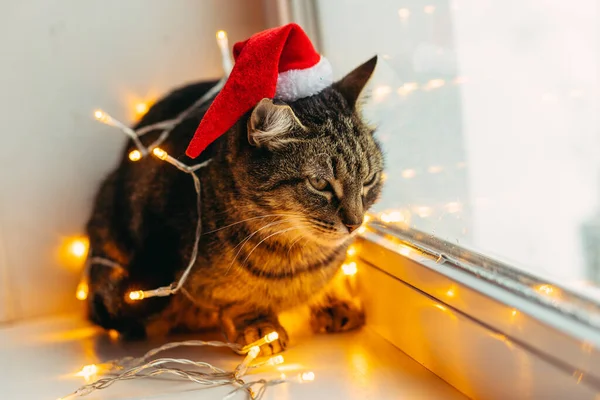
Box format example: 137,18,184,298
275,56,333,102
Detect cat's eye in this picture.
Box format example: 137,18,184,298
308,176,330,191
364,172,380,187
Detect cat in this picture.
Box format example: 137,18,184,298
86,56,384,354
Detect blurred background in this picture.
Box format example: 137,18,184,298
1,0,598,324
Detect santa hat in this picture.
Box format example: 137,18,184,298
185,23,333,158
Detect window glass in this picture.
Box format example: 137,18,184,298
315,0,600,292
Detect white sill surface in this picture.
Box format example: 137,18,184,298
1,314,466,400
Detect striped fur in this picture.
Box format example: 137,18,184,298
86,57,383,350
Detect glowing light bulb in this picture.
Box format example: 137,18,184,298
300,371,315,382
265,331,279,343
216,30,227,41
75,364,98,380
427,165,443,174
75,282,88,301
134,102,149,116
399,245,411,256
398,8,410,20
424,5,436,13
347,246,357,256
397,82,419,96
93,109,113,125
128,290,144,301
267,355,285,366
152,147,168,160
401,169,416,179
69,238,88,258
414,206,432,218
342,262,358,276
128,150,142,162
536,284,554,295
424,79,445,90
445,202,462,214
248,346,260,358
373,85,392,102
380,211,405,223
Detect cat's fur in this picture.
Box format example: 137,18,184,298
86,56,383,353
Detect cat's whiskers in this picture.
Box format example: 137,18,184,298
205,212,305,235
287,234,306,257
240,226,302,272
226,218,298,275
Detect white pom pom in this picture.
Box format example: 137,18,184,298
275,56,333,102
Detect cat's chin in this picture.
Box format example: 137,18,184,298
306,231,352,248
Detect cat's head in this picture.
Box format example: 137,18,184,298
231,56,384,247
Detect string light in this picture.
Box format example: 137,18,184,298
342,261,358,276
453,76,468,85
397,82,418,96
427,165,443,174
241,331,279,353
94,109,148,156
424,5,436,14
108,330,120,341
424,79,445,90
152,147,168,160
75,282,89,301
401,168,416,179
75,364,99,381
444,202,462,214
414,206,432,218
379,210,406,223
134,102,149,116
373,85,392,102
398,8,410,20
300,371,315,382
69,238,88,258
92,87,214,304
128,149,142,161
128,291,144,301
61,332,303,400
347,246,357,256
398,244,411,256
216,30,233,75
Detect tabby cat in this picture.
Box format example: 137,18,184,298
86,56,383,354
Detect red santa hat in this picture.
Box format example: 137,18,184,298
185,23,333,158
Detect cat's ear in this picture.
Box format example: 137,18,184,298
333,55,378,109
247,98,305,150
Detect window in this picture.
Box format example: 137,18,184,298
314,0,599,293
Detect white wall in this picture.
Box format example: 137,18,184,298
0,0,267,323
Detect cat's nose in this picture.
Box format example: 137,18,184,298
345,223,361,233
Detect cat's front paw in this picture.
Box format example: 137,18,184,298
311,299,365,333
234,319,289,356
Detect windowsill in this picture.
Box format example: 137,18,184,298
1,313,465,399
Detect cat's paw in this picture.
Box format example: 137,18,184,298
311,300,365,333
234,320,289,356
